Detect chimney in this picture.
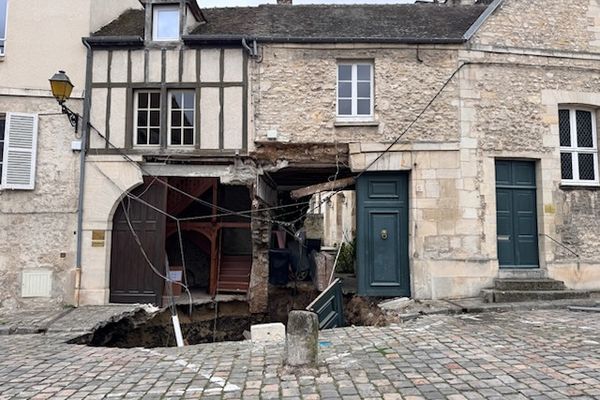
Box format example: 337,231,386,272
277,0,293,4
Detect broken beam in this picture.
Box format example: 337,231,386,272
290,177,355,200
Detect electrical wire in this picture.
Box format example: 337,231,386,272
287,61,468,226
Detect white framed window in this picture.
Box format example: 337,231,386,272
0,0,7,56
168,91,195,146
134,91,161,146
559,107,599,186
152,4,180,41
337,62,374,121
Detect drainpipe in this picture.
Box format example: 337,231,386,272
74,39,93,307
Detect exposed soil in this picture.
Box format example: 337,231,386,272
344,295,389,327
70,288,388,348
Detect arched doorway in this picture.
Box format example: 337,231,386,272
109,178,167,305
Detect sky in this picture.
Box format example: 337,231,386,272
200,0,415,7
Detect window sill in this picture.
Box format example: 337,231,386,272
559,183,600,191
334,120,379,127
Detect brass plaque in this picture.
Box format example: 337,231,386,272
92,230,106,247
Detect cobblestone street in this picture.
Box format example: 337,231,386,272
1,309,599,399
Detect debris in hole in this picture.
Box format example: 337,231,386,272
378,297,413,311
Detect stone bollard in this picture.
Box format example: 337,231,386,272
285,310,319,367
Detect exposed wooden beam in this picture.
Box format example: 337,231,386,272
290,177,356,200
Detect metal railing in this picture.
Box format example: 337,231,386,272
539,234,581,270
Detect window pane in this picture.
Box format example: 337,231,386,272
171,111,181,127
183,92,195,109
578,153,596,181
137,128,147,145
0,118,5,140
558,110,571,147
150,93,161,108
561,152,573,180
338,65,351,81
149,111,160,127
149,128,160,145
137,111,148,127
184,129,194,145
357,65,371,81
338,82,352,98
184,111,194,127
338,99,351,115
357,99,371,115
357,82,371,98
171,92,183,109
138,92,149,109
155,7,179,40
576,110,594,148
171,129,181,145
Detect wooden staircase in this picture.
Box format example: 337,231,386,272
217,255,252,294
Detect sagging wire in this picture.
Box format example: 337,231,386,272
89,123,300,227
120,200,193,314
89,163,194,316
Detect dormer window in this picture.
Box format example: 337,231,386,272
153,5,180,41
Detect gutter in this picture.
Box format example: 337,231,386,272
74,39,94,307
462,0,504,41
182,34,467,46
83,36,144,48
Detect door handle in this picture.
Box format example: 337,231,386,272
498,235,510,241
381,229,388,240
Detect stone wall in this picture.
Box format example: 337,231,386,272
252,45,461,144
0,96,81,309
473,0,600,53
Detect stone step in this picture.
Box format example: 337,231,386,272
481,289,600,303
494,278,566,291
498,269,547,279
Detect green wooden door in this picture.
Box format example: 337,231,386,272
495,160,539,269
357,173,410,296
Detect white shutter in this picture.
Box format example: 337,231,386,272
1,113,38,190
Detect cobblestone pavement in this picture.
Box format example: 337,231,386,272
1,309,599,399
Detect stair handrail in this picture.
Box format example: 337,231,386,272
539,233,580,259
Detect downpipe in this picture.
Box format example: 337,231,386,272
74,39,94,307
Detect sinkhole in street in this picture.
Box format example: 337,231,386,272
68,289,385,348
69,301,269,348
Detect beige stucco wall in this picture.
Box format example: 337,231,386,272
1,0,140,92
0,1,143,310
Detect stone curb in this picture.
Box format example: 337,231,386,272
393,298,600,322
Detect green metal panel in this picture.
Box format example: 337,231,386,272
357,173,410,296
495,161,539,269
306,278,345,330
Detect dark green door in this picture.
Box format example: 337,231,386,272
357,173,410,296
495,160,539,268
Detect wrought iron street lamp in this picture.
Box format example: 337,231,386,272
49,70,79,132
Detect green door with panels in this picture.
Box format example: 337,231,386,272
495,160,539,269
357,173,410,296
